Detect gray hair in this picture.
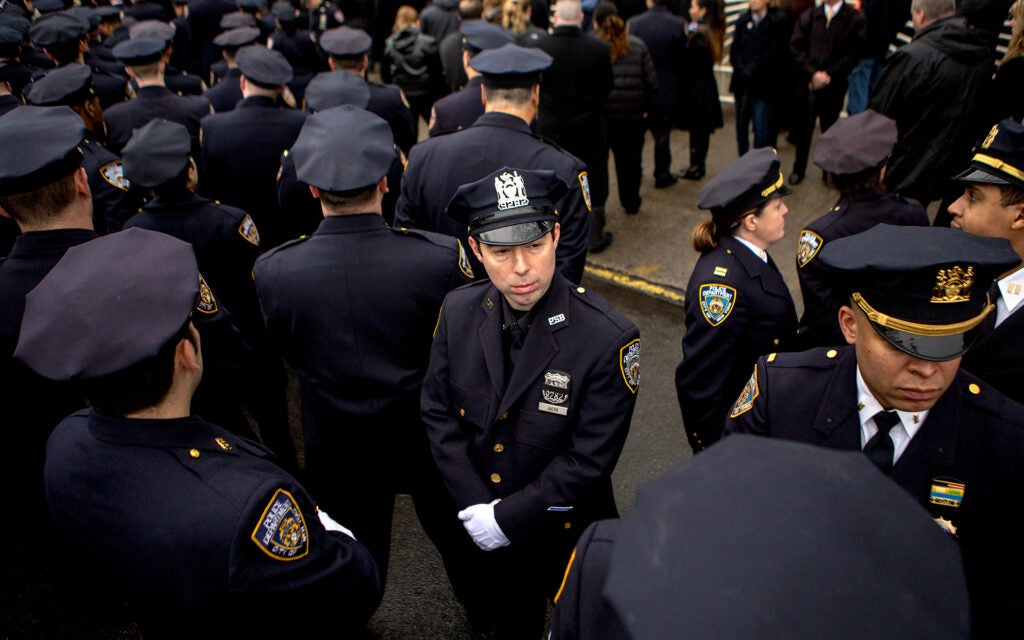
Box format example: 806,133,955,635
554,0,583,22
911,0,955,21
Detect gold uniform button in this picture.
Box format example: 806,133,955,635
459,408,466,417
189,448,200,459
833,205,840,211
576,286,585,293
564,522,572,529
490,473,502,484
969,383,981,395
499,411,509,420
826,349,838,358
493,443,505,453
773,338,780,345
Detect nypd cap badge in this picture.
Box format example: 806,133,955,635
699,283,736,327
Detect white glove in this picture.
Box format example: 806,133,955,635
317,508,356,540
457,499,510,551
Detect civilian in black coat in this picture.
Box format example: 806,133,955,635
729,0,789,155
187,0,238,76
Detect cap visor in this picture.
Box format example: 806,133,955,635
871,322,979,362
474,220,554,246
953,167,1011,185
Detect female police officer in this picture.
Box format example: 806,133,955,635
675,147,797,452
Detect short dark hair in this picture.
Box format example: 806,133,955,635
1000,184,1024,208
318,183,378,210
151,161,193,200
45,40,83,66
0,170,79,226
76,322,191,418
328,54,363,70
826,166,887,199
482,85,532,105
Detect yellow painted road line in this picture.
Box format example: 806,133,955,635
584,264,686,306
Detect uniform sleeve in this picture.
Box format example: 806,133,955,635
722,358,771,438
789,9,815,79
555,163,593,284
493,326,639,541
796,235,846,349
228,478,382,628
393,147,427,231
549,519,628,640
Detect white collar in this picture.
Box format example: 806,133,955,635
996,266,1024,325
856,367,926,461
734,236,767,263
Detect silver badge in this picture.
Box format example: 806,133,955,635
494,170,529,210
540,370,571,416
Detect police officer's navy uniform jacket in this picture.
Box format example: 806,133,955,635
962,304,1024,406
253,213,474,572
675,235,797,452
724,346,1024,639
103,84,212,155
81,134,137,234
44,409,382,636
395,111,592,283
199,95,308,249
795,194,928,349
203,66,242,112
422,273,640,551
366,79,417,155
428,74,484,137
0,93,21,117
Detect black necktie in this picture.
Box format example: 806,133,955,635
864,411,901,474
980,281,1000,335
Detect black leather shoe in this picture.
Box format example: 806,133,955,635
678,165,706,180
654,175,678,189
788,172,804,185
589,231,613,254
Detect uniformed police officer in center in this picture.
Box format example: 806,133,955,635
724,224,1024,639
16,228,381,637
422,166,640,639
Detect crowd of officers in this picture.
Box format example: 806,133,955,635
1,0,1024,637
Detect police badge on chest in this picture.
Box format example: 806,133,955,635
539,370,571,415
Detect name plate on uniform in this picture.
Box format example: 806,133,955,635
539,402,568,416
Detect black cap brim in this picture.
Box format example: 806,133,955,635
475,219,554,245
953,166,1011,186
870,321,981,362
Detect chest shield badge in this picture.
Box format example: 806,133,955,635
539,370,571,415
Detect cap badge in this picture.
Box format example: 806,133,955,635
981,124,998,149
931,266,974,304
495,170,529,210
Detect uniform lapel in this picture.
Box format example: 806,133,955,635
812,348,862,450
723,236,792,302
478,285,507,400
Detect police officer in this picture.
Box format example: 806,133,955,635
127,18,206,96
268,0,327,102
950,119,1024,406
316,25,417,154
0,21,42,100
675,147,797,452
28,11,129,108
24,65,143,233
16,228,381,637
254,105,474,581
306,0,345,44
105,36,212,155
203,26,259,111
120,118,297,469
395,44,592,283
427,19,512,137
200,44,306,249
724,224,1024,639
209,12,261,85
795,110,929,349
422,166,640,639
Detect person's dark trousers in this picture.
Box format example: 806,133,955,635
735,90,774,156
791,83,846,177
688,125,711,171
608,119,646,212
649,105,675,182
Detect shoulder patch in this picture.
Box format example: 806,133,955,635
196,273,219,314
729,364,759,418
619,338,641,394
797,230,823,268
698,283,736,326
578,171,592,212
238,214,260,247
250,488,310,561
456,238,475,279
100,160,129,191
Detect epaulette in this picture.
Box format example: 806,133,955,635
763,346,845,369
391,225,459,249
959,374,1024,424
569,283,633,331
258,234,310,260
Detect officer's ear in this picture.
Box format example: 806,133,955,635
74,167,92,200
838,304,858,346
1008,200,1024,231
468,236,484,262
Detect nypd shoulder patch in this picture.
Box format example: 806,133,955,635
100,160,129,191
578,171,592,212
250,488,310,561
456,238,474,279
619,338,641,394
797,230,823,268
238,214,260,247
698,283,736,327
196,274,219,314
729,365,759,418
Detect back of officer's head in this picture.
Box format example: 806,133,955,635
814,110,897,198
15,228,207,418
0,106,90,230
470,43,550,111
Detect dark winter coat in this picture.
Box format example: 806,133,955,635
728,8,790,100
603,34,657,124
383,26,444,100
676,21,722,132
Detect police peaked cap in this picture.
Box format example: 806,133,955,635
236,45,293,87
15,228,204,381
30,12,88,48
213,26,260,49
698,147,790,224
121,118,192,188
0,106,85,196
220,11,259,29
820,225,1020,361
813,110,897,175
128,19,175,43
447,167,566,245
319,26,371,57
25,63,94,106
303,69,370,112
955,119,1024,192
291,105,395,193
112,36,166,64
469,43,551,88
461,20,513,53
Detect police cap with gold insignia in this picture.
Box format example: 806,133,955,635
128,19,175,43
213,25,260,49
461,20,513,53
954,119,1024,191
303,68,370,111
236,45,292,88
469,43,551,89
0,106,85,196
291,104,395,194
121,118,191,188
220,11,259,29
447,167,566,245
698,147,790,225
319,25,371,57
112,35,166,65
820,224,1021,361
813,109,896,176
15,228,203,381
25,63,94,106
29,12,88,48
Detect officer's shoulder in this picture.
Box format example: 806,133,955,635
692,244,742,280
958,372,1024,426
207,199,248,221
390,225,458,249
255,234,311,264
570,282,636,333
764,346,847,370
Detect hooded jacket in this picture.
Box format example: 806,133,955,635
384,26,442,99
